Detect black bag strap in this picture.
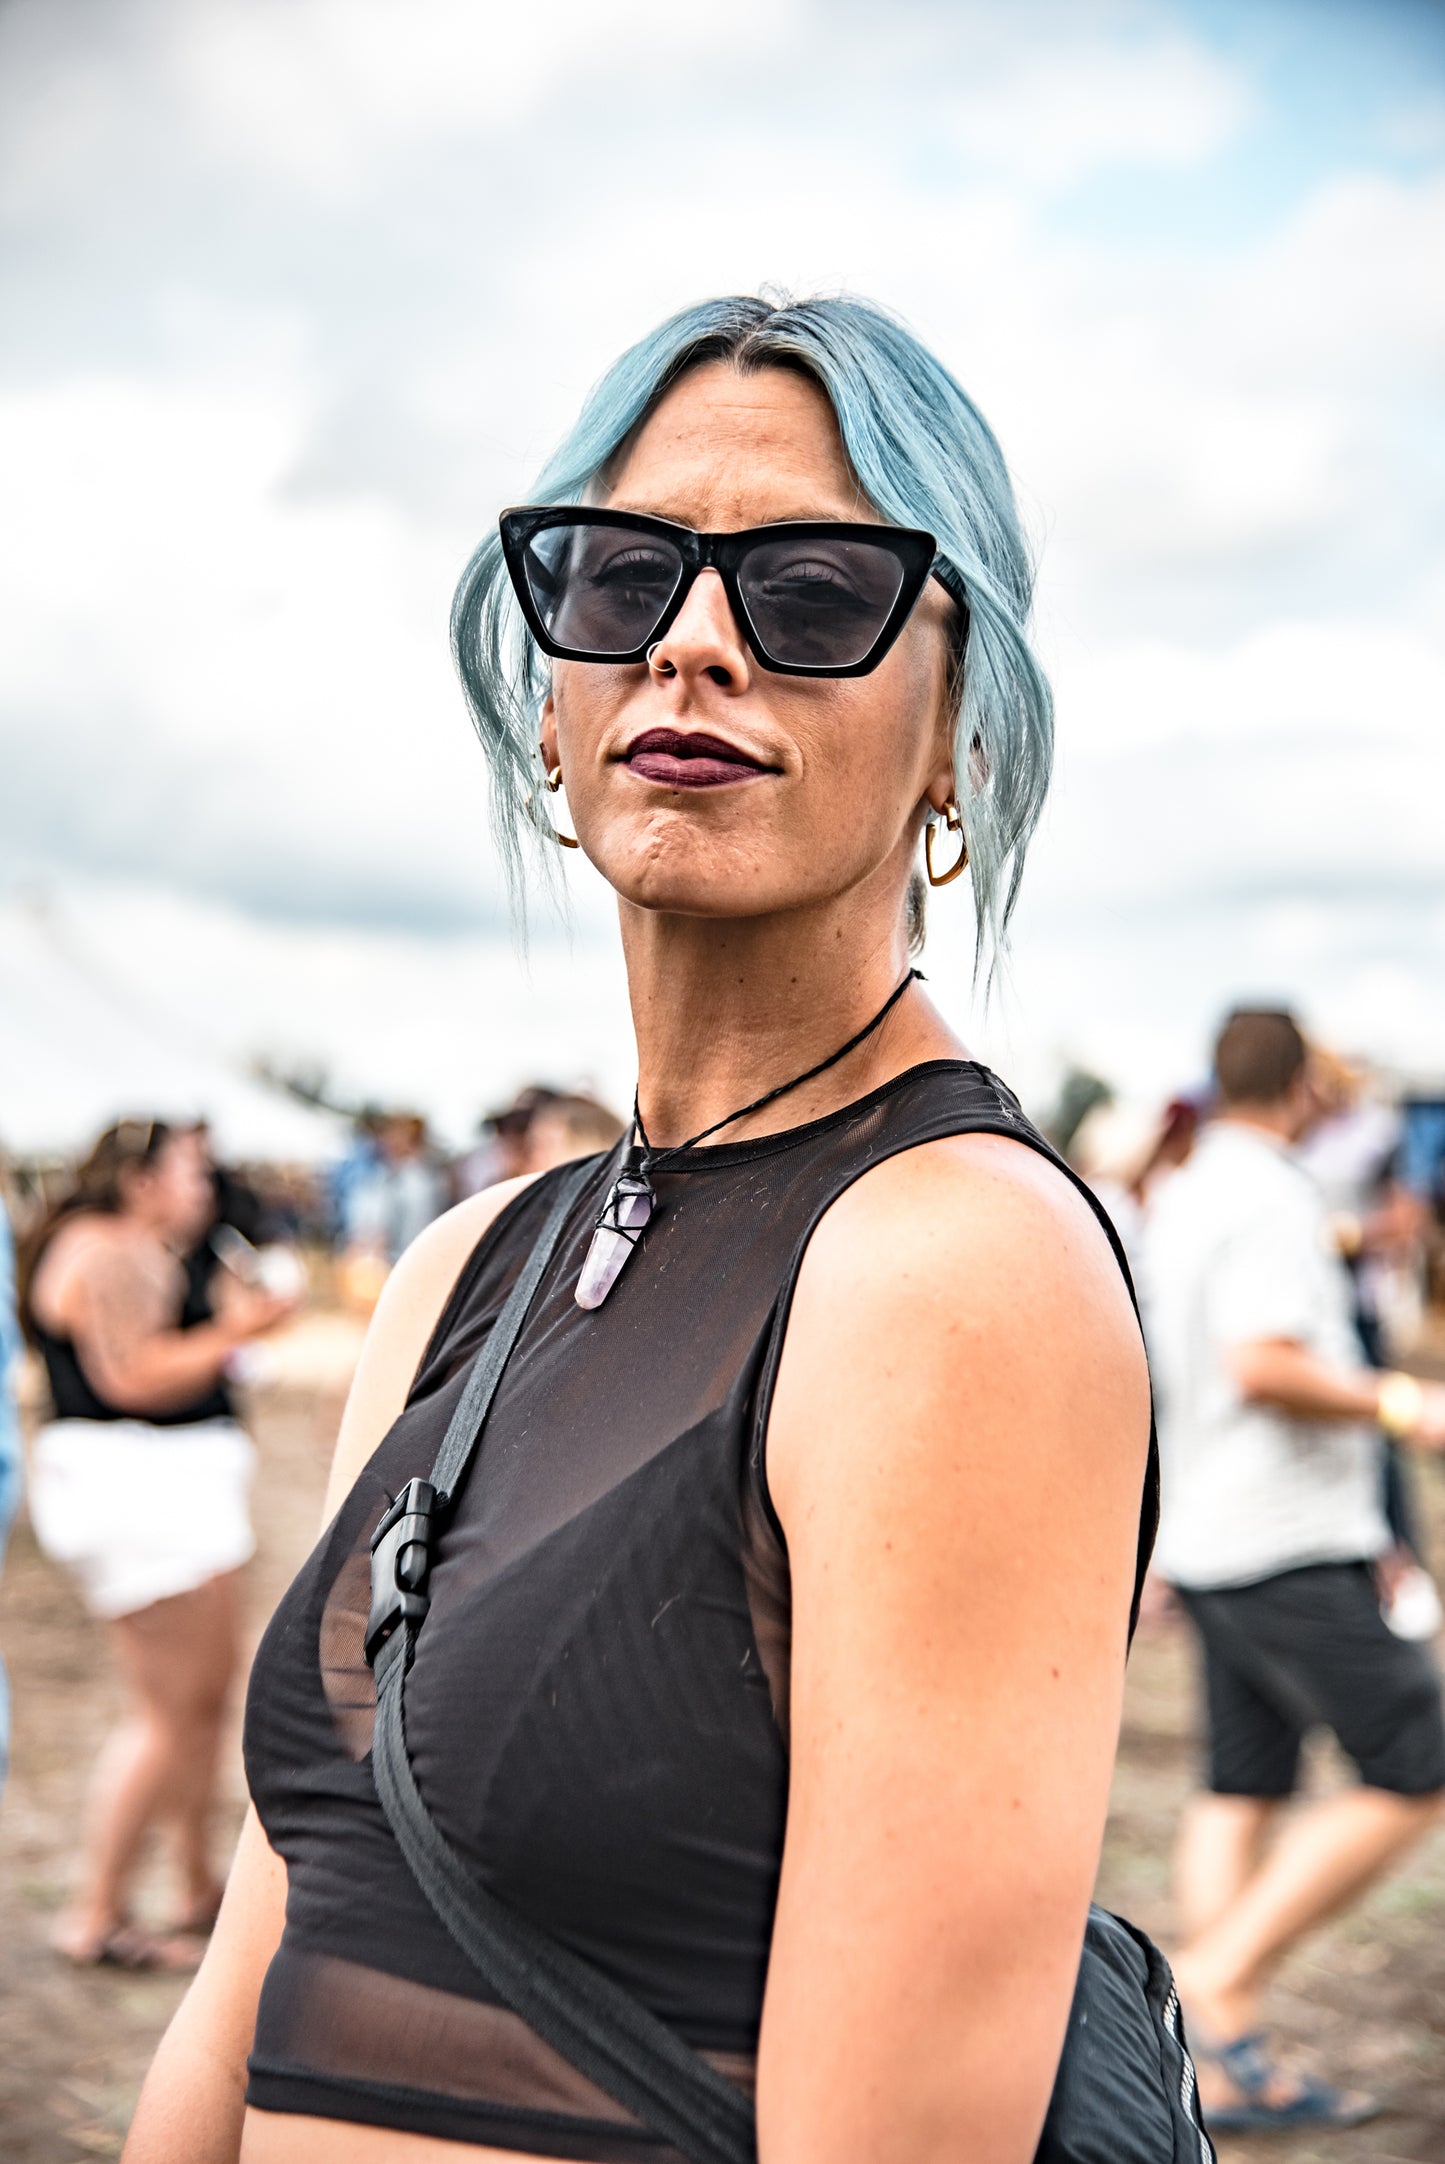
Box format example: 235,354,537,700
364,1158,757,2164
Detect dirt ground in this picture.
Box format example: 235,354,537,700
2,1344,1443,2163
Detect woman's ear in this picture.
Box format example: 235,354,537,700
923,768,958,822
538,690,560,775
925,650,961,811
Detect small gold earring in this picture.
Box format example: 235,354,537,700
536,752,580,848
924,798,968,887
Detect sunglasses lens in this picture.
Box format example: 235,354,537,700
738,535,907,668
522,522,685,656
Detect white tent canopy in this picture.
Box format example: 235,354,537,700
0,892,344,1164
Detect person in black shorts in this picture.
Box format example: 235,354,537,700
1181,1565,1445,1805
1147,1009,1445,2132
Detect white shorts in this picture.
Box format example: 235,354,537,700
28,1417,256,1619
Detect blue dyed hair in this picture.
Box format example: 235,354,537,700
452,293,1052,971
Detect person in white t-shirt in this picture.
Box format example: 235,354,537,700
1146,1008,1445,2134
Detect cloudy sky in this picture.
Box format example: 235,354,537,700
2,0,1442,1141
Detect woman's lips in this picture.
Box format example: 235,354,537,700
623,728,773,790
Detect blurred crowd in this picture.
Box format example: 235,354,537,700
1059,1011,1445,2129
0,1023,1442,2121
0,1079,626,1955
4,1085,627,1314
1061,1029,1445,1629
326,1088,625,1307
1061,1045,1445,1345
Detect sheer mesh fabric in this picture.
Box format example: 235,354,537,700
243,1062,1158,2158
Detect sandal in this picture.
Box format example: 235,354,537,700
1195,2031,1379,2132
54,1919,205,1973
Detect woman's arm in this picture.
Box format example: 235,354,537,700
123,1178,535,2162
64,1244,292,1416
122,1808,287,2164
756,1134,1150,2164
1229,1336,1445,1446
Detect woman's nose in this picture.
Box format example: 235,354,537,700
646,569,750,690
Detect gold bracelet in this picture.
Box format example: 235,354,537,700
1377,1371,1425,1439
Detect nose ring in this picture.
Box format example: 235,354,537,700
646,641,674,676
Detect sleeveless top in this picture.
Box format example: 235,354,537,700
32,1255,233,1427
242,1062,1158,2162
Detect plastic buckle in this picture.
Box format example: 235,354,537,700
364,1477,440,1668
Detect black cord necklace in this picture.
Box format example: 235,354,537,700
574,968,922,1310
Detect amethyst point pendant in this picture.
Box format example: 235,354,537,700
575,1163,655,1310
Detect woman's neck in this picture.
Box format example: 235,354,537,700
618,895,966,1149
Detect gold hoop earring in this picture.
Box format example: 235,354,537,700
538,758,580,849
925,799,968,887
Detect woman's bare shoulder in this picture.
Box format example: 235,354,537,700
320,1175,538,1520
31,1212,161,1328
39,1211,134,1270
807,1127,1133,1333
767,1129,1148,1537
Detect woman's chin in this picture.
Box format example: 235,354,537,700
590,824,789,920
608,860,801,921
614,870,775,919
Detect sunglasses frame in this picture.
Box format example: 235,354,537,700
498,505,969,679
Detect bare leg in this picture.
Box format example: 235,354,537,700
55,1574,241,1960
1174,1792,1278,1944
164,1571,241,1920
56,1713,174,1951
1174,1785,1442,2110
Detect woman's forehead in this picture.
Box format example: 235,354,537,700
604,360,871,529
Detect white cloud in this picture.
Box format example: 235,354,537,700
1,0,1442,1117
162,0,795,192
1055,618,1445,762
5,879,635,1148
943,29,1252,189
0,369,507,925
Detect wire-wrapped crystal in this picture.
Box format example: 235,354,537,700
575,1158,655,1310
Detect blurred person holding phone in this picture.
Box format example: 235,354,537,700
18,1118,298,1969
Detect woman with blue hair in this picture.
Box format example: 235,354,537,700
129,296,1175,2163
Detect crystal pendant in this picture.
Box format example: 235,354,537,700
575,1161,655,1310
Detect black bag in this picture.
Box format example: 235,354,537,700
365,1162,1214,2164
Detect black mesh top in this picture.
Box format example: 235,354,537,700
243,1061,1157,2161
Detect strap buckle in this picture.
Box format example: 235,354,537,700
364,1477,440,1668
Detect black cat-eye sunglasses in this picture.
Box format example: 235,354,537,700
498,505,970,679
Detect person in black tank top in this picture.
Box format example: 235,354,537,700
22,1119,297,1972
127,297,1159,2164
31,1312,234,1427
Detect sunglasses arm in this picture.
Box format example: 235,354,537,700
930,556,971,644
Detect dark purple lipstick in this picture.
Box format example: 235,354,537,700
627,731,774,792
623,728,774,790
